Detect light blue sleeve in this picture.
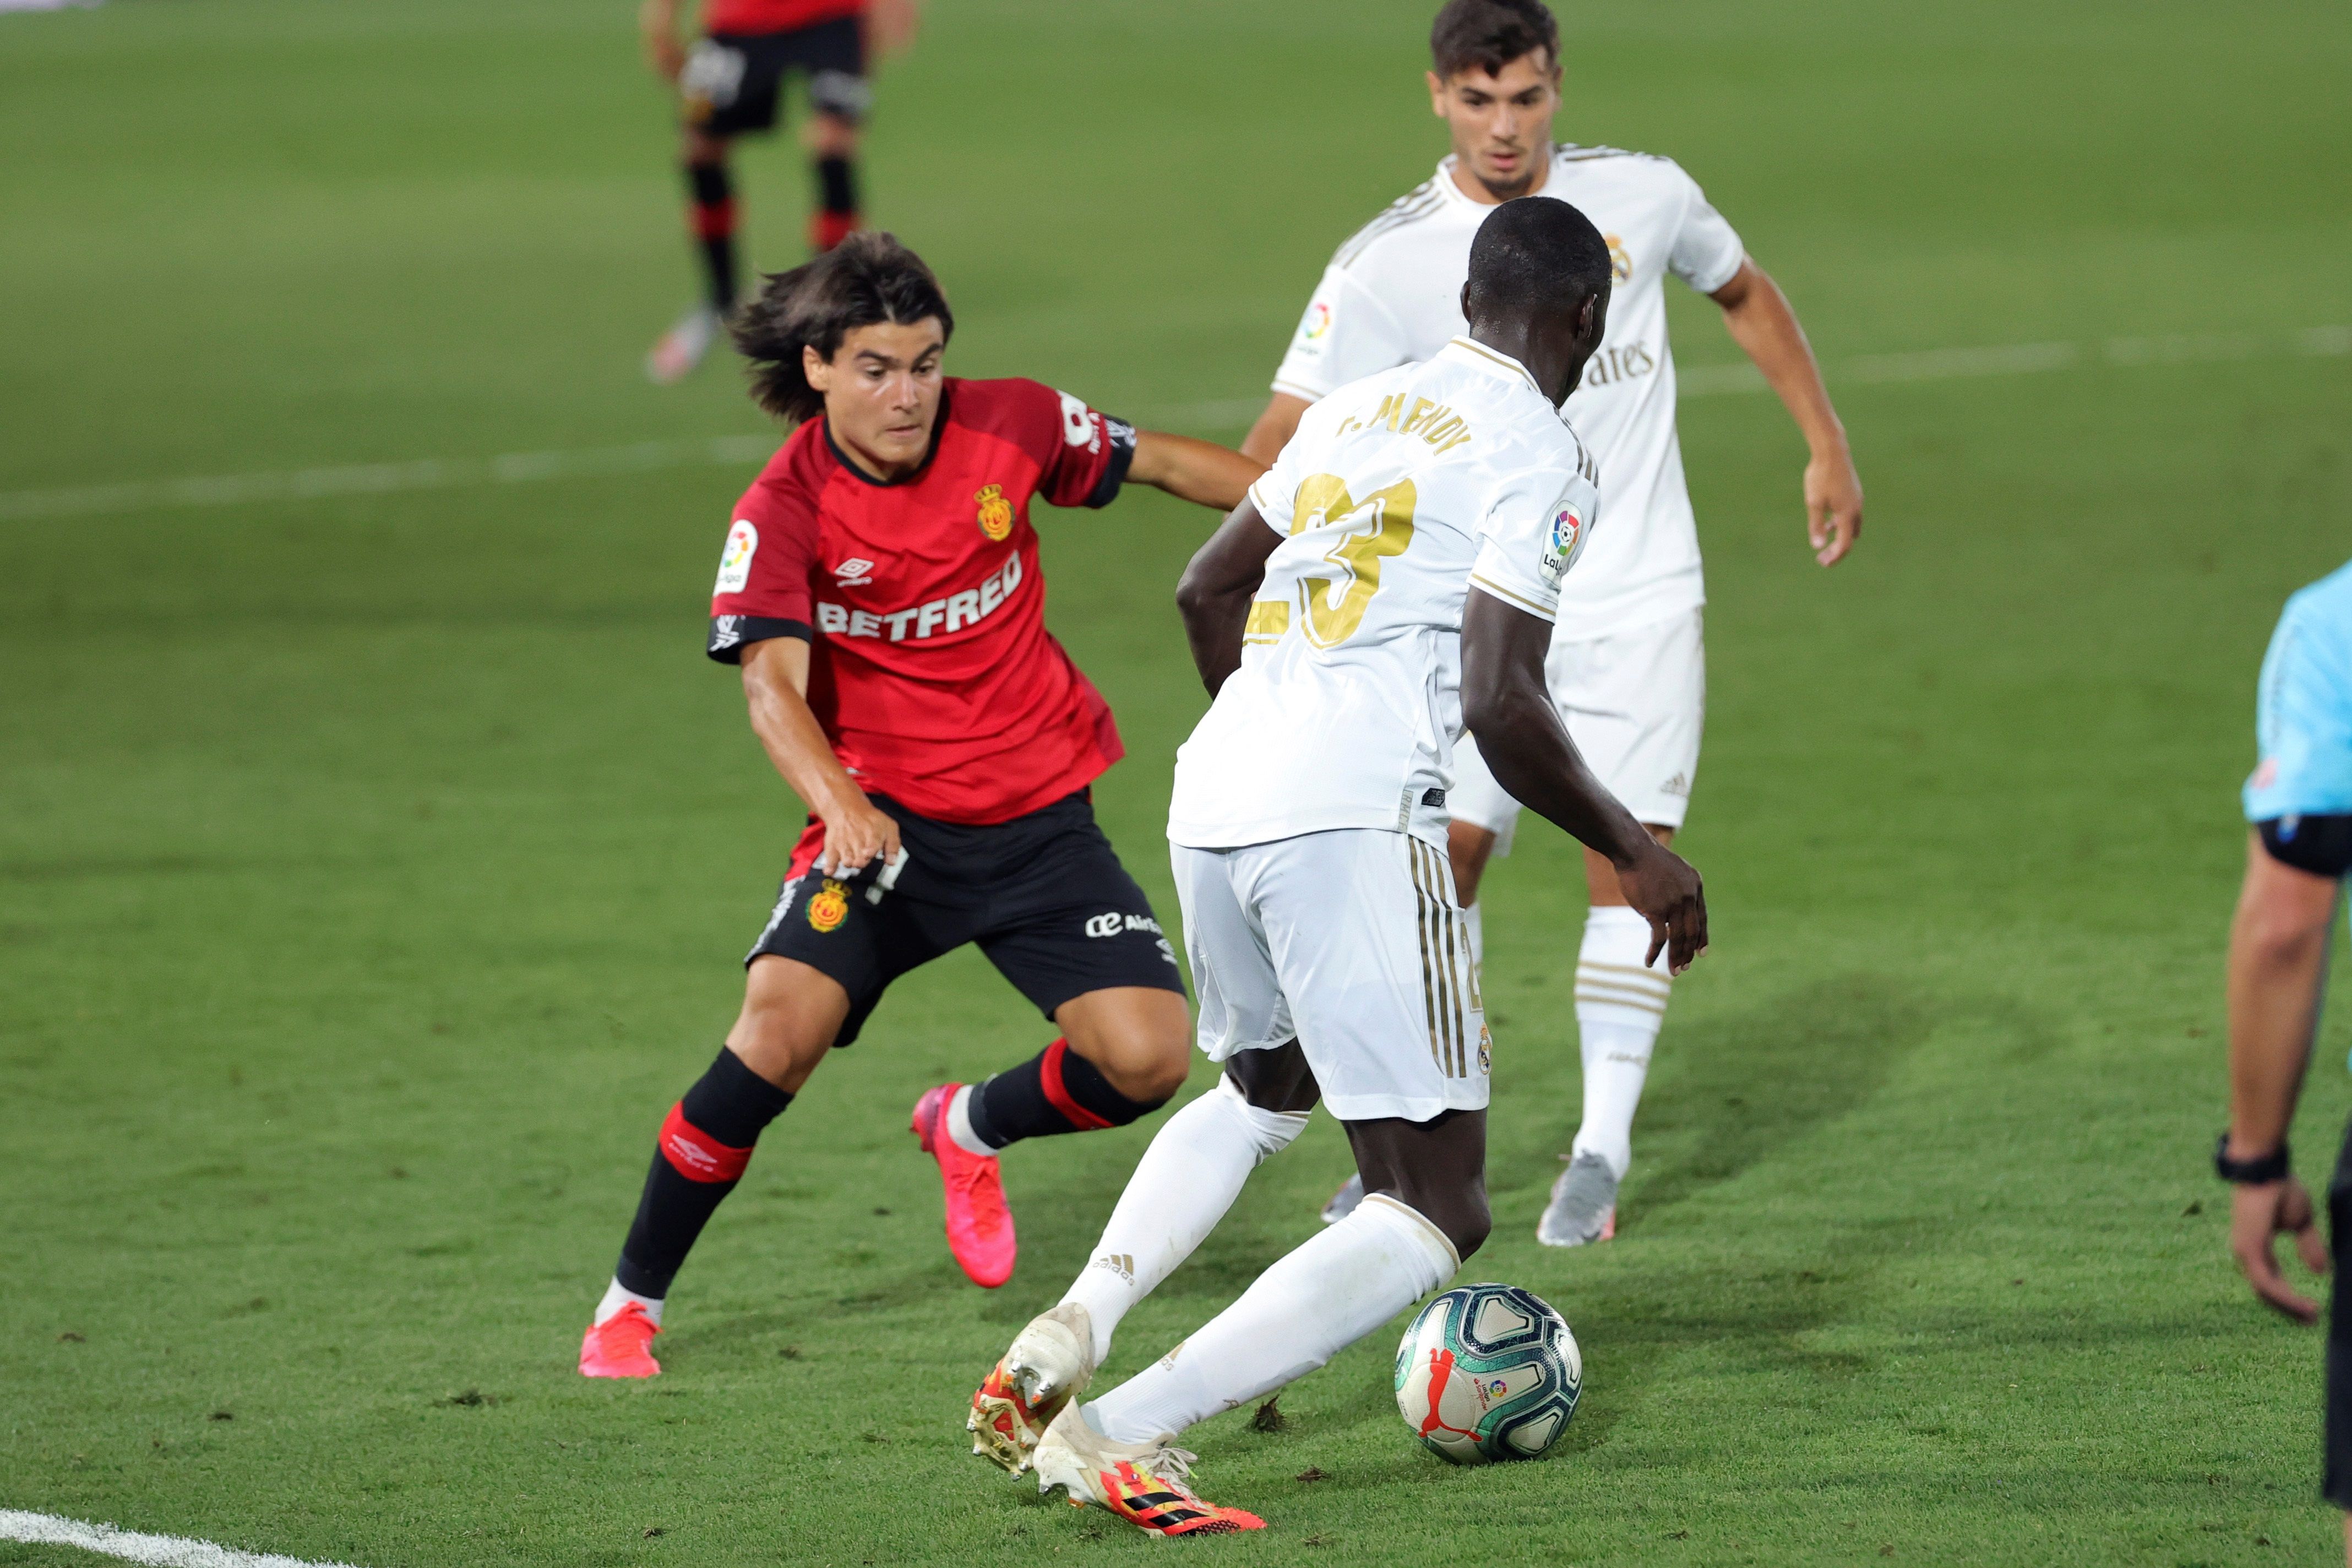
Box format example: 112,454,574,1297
2244,563,2352,821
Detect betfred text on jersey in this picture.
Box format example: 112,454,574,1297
814,552,1024,643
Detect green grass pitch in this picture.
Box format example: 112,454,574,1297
4,1,2350,1562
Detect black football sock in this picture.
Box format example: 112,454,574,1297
809,155,858,253
963,1038,1169,1150
686,161,738,313
614,1047,792,1299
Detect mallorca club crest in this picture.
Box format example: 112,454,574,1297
806,879,850,933
974,483,1015,542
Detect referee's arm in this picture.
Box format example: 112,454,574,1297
2222,827,2341,1322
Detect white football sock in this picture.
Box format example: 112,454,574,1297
1059,1075,1306,1365
1084,1194,1458,1445
1570,903,1671,1179
945,1083,995,1158
595,1277,663,1327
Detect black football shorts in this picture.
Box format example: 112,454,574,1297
683,17,869,137
745,789,1185,1047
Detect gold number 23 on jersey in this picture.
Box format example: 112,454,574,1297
1287,473,1417,648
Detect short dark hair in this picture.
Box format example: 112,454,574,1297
1430,0,1558,79
730,231,955,424
1464,197,1611,324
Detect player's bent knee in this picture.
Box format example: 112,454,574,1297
1225,1039,1321,1114
727,957,848,1090
1059,987,1193,1106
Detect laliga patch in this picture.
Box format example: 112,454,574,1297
1538,505,1583,587
805,878,850,933
715,519,759,595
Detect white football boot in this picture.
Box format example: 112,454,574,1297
645,304,721,385
968,1302,1095,1475
1320,1171,1365,1223
1030,1403,1264,1536
1537,1151,1620,1246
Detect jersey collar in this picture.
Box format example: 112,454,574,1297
1433,149,1559,212
1439,336,1544,399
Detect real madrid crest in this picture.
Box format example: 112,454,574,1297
806,878,850,933
1604,233,1632,284
974,483,1014,542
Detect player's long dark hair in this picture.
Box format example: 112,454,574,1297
731,232,956,425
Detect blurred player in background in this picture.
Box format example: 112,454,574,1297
641,0,920,383
1261,0,1864,1246
580,234,1263,1379
2213,559,2352,1561
965,201,1707,1536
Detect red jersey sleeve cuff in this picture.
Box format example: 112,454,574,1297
707,614,814,663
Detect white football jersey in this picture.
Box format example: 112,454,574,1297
1271,146,1744,640
1168,339,1602,852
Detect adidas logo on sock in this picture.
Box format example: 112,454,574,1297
1091,1253,1135,1284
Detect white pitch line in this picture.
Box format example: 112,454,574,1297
0,1510,369,1568
1,325,2342,525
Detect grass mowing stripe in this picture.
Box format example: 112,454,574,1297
4,325,2342,525
0,1511,369,1568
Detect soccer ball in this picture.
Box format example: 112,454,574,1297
1393,1283,1581,1464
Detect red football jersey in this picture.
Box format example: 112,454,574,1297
703,0,863,36
708,378,1140,826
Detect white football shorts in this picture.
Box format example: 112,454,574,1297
1171,829,1490,1124
1451,606,1705,854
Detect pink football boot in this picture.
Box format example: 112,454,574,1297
579,1300,661,1379
911,1084,1017,1288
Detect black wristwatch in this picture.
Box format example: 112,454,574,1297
2214,1133,2292,1185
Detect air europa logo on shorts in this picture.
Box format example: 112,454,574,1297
815,553,1022,643
974,483,1014,542
1086,912,1164,939
806,879,850,933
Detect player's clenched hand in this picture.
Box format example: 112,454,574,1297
2230,1175,2327,1324
818,794,902,878
1805,445,1863,567
1614,842,1707,974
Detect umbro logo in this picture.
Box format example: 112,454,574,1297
1091,1253,1136,1284
832,558,875,586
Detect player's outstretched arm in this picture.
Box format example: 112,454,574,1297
1174,499,1284,695
1127,431,1267,513
1240,395,1312,466
2220,830,2340,1321
740,636,902,875
1709,260,1864,567
639,0,687,82
1461,587,1708,973
865,0,923,59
